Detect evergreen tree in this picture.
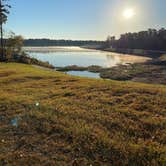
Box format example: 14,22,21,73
0,0,11,61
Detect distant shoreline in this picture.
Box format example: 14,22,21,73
88,46,166,59
22,46,97,53
23,45,166,58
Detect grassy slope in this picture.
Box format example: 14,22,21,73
0,63,166,165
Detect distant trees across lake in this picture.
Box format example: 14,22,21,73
24,28,166,52
106,28,166,51
24,39,104,47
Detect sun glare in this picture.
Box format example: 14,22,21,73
123,8,135,19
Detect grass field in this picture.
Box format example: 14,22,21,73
0,63,166,165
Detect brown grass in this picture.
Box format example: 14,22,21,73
0,63,165,165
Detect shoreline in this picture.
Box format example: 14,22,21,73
23,46,165,85
56,56,166,85
83,45,166,59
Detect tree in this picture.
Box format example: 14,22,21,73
0,0,11,61
5,32,24,61
105,36,116,48
106,28,166,51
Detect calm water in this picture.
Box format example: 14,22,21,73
67,71,100,79
26,47,124,67
25,47,149,78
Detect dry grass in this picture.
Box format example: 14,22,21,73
0,63,166,165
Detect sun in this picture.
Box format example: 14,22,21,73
123,8,135,19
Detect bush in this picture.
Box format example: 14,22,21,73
1,50,55,69
16,53,55,69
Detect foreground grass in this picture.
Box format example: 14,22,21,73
0,63,166,165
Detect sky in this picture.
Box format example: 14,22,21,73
5,0,166,40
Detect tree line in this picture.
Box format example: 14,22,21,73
24,39,104,47
106,28,166,51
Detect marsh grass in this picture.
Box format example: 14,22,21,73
0,63,166,165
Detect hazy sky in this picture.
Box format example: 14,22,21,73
5,0,166,40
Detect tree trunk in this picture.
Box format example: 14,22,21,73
0,0,4,61
0,23,4,60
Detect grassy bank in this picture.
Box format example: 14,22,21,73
6,53,55,69
0,63,166,165
100,63,166,85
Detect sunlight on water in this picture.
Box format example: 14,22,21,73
25,47,150,78
25,47,149,68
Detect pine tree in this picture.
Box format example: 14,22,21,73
0,0,11,61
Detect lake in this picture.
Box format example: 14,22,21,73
24,46,150,78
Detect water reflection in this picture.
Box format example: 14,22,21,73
27,48,135,68
26,47,149,68
106,54,121,67
67,71,100,78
